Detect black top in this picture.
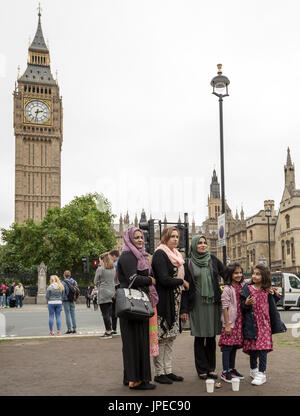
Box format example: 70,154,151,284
117,251,152,292
151,249,184,329
180,254,224,315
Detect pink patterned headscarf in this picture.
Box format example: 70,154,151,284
122,226,151,272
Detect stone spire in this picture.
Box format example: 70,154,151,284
235,209,239,221
119,214,123,234
134,213,138,227
284,147,295,191
177,214,182,224
124,211,130,225
192,217,196,235
240,206,244,221
210,169,220,199
163,214,167,230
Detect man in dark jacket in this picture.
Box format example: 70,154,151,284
62,271,79,334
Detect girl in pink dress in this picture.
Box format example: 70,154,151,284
241,264,281,386
219,262,246,383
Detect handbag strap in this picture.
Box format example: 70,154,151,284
128,274,138,289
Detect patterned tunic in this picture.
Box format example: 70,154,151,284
157,286,181,339
243,285,273,354
219,284,243,349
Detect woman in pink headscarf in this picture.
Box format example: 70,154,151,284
117,226,156,390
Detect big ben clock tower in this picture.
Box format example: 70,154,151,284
14,7,63,223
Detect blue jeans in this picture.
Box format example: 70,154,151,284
63,301,76,330
249,350,267,372
222,345,238,372
15,295,23,308
48,303,63,331
0,295,5,307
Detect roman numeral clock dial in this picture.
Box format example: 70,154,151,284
25,100,50,124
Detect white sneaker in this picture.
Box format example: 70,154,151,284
251,372,266,385
250,368,258,379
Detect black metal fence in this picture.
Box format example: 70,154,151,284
0,272,94,298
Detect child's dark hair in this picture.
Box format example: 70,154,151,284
224,262,244,285
251,263,271,290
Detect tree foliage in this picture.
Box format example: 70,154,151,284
0,193,116,274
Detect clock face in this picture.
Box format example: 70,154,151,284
25,100,50,124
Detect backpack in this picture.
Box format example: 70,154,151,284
64,280,80,302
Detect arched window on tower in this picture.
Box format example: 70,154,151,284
291,237,295,261
250,230,253,241
252,249,255,264
285,214,290,229
286,240,291,255
281,240,285,263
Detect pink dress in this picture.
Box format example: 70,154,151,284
219,284,243,349
243,285,273,354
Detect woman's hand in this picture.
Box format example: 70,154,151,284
180,313,189,322
183,280,189,290
151,277,156,286
245,295,255,306
225,324,232,335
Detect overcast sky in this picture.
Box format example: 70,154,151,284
1,0,300,231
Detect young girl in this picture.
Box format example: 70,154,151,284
219,262,245,383
241,263,284,386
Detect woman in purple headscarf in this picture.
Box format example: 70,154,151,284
117,226,157,390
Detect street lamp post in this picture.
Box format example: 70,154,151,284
211,64,230,266
265,207,272,269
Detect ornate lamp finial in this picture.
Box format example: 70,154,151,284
217,63,222,74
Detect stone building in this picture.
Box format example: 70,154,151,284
246,200,276,270
273,148,300,273
14,8,62,223
201,170,248,269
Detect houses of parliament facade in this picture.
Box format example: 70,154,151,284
115,149,300,275
14,10,300,274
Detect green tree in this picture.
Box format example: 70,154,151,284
0,193,116,274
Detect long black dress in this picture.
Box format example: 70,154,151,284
117,251,153,383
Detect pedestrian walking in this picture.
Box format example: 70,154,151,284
241,263,286,386
180,234,224,380
94,253,115,339
85,286,92,308
62,270,78,334
46,275,64,335
117,226,156,390
91,286,98,311
14,283,25,308
151,227,190,385
218,262,246,383
109,249,120,334
0,284,7,309
6,282,15,308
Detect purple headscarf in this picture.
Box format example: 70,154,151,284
122,227,151,272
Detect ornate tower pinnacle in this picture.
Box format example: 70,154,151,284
284,147,295,191
210,169,220,199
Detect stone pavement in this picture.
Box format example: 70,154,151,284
1,329,300,397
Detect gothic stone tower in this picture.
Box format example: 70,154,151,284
14,8,63,223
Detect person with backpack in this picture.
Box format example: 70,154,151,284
62,270,80,334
